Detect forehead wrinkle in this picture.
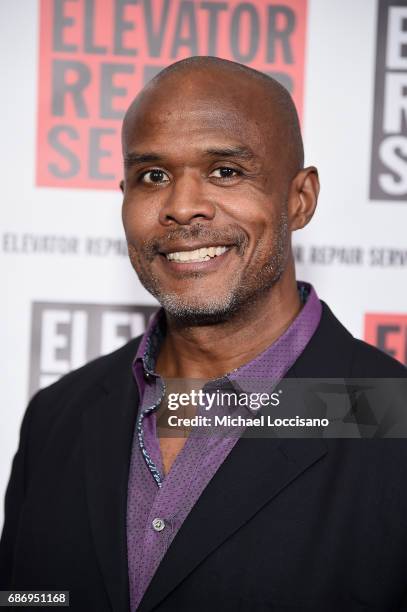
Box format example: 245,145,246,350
128,103,253,134
123,142,263,173
123,109,266,163
123,87,265,150
123,84,296,177
123,57,304,178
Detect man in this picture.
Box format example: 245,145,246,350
1,57,407,611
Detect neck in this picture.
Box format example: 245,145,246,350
155,262,302,380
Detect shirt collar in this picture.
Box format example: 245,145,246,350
133,281,322,395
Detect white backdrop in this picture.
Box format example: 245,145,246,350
1,0,406,529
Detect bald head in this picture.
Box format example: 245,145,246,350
122,56,304,180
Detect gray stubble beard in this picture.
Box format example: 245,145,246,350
127,211,289,326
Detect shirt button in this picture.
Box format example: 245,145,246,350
152,517,165,532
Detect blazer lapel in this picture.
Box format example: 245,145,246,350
138,303,355,611
82,365,139,612
138,435,327,612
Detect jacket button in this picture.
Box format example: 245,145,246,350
152,517,165,532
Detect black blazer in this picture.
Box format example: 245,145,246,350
1,303,407,611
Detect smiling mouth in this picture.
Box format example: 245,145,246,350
165,245,230,263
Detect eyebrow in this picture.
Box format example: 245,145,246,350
204,146,257,161
124,145,257,169
124,152,162,168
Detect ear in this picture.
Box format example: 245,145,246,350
287,166,320,231
119,179,125,193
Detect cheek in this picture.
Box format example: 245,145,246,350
220,189,276,235
122,197,158,242
126,244,140,273
230,207,272,245
127,243,148,273
243,210,285,257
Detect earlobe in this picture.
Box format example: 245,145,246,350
119,180,125,193
288,166,320,231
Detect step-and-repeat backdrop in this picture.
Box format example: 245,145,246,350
1,0,406,527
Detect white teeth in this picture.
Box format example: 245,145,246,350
166,245,228,263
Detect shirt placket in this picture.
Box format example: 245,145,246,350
136,412,209,599
137,484,176,599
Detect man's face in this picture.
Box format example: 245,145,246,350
121,74,291,323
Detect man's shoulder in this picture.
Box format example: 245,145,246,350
32,335,143,406
17,336,143,467
350,336,407,377
323,301,407,377
296,300,407,378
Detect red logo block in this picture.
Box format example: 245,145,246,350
36,0,307,191
364,314,407,366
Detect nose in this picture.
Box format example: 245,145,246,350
158,172,216,226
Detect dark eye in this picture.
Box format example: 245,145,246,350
209,167,240,179
140,169,170,184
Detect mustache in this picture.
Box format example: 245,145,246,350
142,224,249,260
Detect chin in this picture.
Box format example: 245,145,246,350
157,292,240,325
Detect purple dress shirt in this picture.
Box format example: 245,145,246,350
127,281,322,611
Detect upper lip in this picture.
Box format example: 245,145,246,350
159,242,234,255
